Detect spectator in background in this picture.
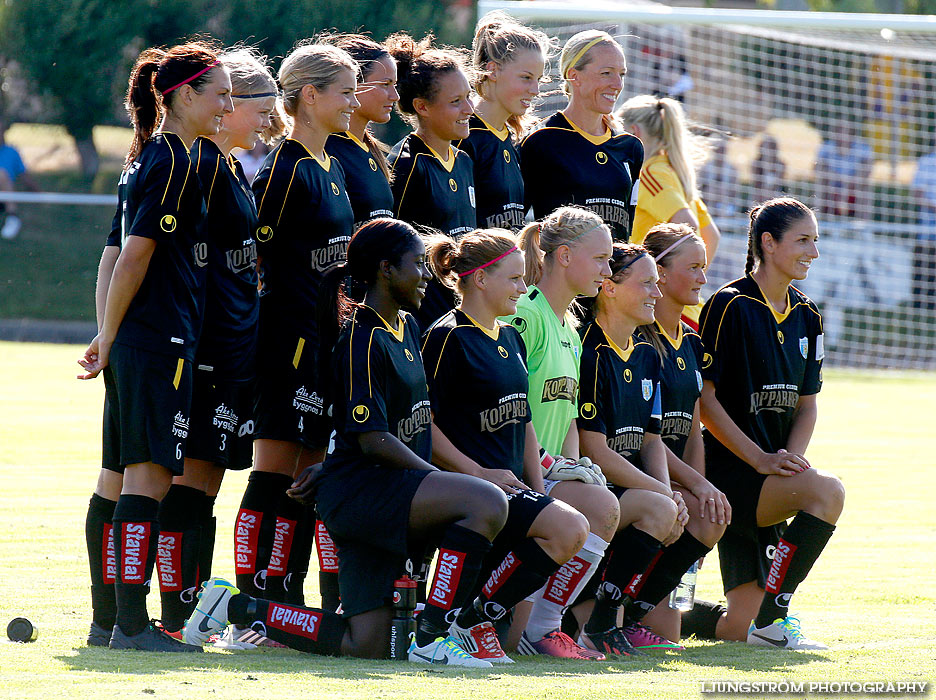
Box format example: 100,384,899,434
911,137,936,311
235,140,270,184
0,118,39,240
750,135,785,205
815,120,872,219
698,138,739,218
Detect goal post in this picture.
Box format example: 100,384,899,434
478,0,936,370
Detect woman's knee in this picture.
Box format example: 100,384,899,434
536,503,589,560
464,480,509,535
624,491,676,538
801,470,845,522
687,516,726,549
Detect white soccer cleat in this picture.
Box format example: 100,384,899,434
213,624,259,650
182,577,239,646
747,616,828,650
449,619,514,664
408,634,494,668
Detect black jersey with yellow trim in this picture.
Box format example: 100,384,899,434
520,112,643,241
578,321,662,472
699,274,823,463
422,309,531,479
105,132,207,361
191,137,259,379
252,138,354,346
455,115,524,230
388,132,476,238
326,131,394,229
323,305,432,474
653,321,704,460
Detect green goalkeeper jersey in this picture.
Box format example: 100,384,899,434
502,286,581,456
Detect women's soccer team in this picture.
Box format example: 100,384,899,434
77,10,845,664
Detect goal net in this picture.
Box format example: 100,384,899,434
480,0,936,370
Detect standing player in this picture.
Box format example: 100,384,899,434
573,243,687,657
325,35,398,229
78,42,232,651
153,48,281,639
520,30,643,242
231,42,358,612
617,95,721,329
184,218,506,667
505,206,619,661
616,224,729,648
698,197,844,649
386,33,476,330
457,12,552,230
422,229,590,663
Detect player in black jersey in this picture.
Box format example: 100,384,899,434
233,43,358,610
183,219,505,667
699,198,844,650
78,42,232,652
386,33,476,331
455,12,552,230
573,243,688,658
325,35,397,229
149,48,280,639
422,229,590,663
613,224,729,649
520,30,642,242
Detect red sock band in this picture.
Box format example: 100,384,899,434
156,531,183,591
543,555,590,607
315,521,339,573
234,508,263,574
268,517,298,576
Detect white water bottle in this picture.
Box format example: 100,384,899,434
669,560,699,611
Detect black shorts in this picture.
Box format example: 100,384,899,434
488,489,554,561
102,343,193,476
716,522,786,594
315,465,431,617
185,370,255,470
253,310,330,449
706,448,769,533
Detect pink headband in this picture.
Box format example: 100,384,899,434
162,61,220,95
458,246,519,277
654,234,692,262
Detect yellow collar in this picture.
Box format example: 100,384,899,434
291,139,331,172
366,304,404,341
654,320,683,350
598,321,635,361
752,277,792,324
416,134,456,173
476,114,510,142
344,130,369,152
562,113,611,146
462,310,500,341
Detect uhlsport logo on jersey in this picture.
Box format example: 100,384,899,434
294,386,324,415
543,556,589,606
623,368,633,383
268,517,298,576
121,523,151,584
256,225,273,242
267,603,321,639
642,379,653,401
702,352,713,369
497,345,508,358
580,402,597,420
172,412,189,439
677,356,686,370
503,149,511,163
429,549,465,609
511,317,527,333
368,157,378,171
404,348,414,362
234,508,262,573
799,336,809,359
157,531,183,591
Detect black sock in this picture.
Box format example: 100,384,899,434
197,493,217,584
457,538,559,629
265,492,305,602
584,525,661,635
416,525,491,646
228,593,346,656
626,532,711,624
234,471,292,597
315,516,341,611
754,511,835,628
283,504,317,606
680,599,726,640
86,493,118,630
113,494,159,637
156,484,204,631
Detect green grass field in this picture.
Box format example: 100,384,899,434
1,342,934,699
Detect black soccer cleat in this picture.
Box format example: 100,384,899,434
87,621,112,647
109,623,204,652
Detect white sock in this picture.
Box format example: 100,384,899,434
524,532,609,643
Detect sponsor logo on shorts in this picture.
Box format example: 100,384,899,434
482,552,519,598
172,412,190,439
267,603,321,640
213,403,238,433
765,539,797,594
238,419,255,438
234,509,262,574
428,549,465,610
268,518,298,576
157,531,183,591
121,523,151,584
543,556,588,607
294,386,324,415
103,524,116,585
315,521,339,573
